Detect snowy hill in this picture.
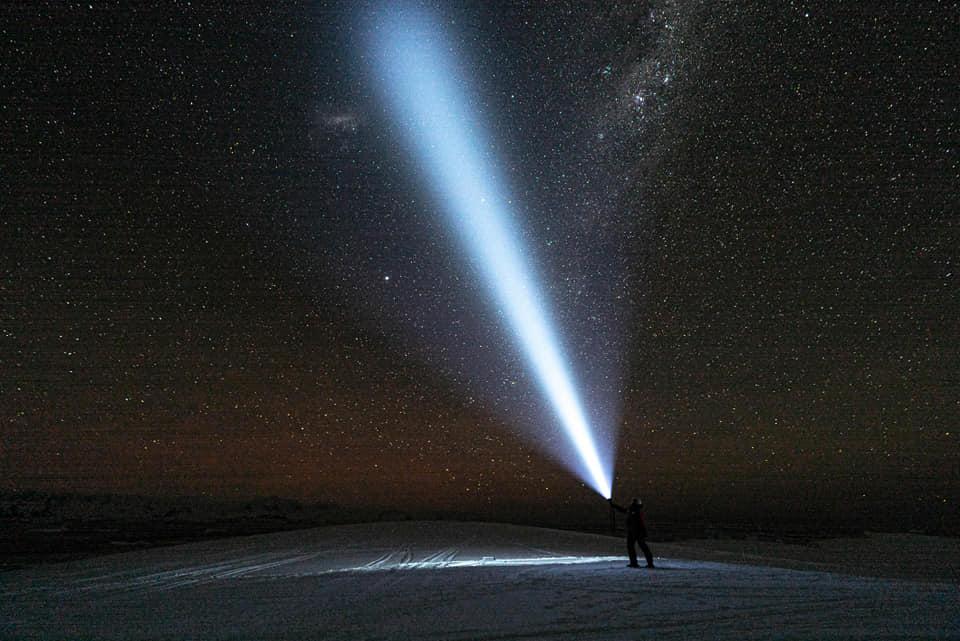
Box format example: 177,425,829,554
1,521,957,640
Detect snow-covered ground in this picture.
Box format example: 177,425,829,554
1,521,957,640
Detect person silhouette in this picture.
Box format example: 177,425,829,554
609,497,655,568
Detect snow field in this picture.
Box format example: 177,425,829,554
1,521,957,640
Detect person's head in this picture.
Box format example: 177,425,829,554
632,497,642,507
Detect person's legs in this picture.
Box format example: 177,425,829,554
626,533,639,567
638,539,654,567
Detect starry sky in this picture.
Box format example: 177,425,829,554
2,1,957,530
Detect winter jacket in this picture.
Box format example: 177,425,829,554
612,502,648,538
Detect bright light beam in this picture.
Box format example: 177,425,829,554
368,4,611,498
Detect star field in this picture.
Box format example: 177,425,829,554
1,0,957,531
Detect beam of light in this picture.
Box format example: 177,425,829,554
367,4,611,498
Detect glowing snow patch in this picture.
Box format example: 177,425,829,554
330,556,622,574
367,4,612,498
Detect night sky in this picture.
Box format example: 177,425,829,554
3,1,957,529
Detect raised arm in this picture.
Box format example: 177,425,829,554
607,498,626,513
